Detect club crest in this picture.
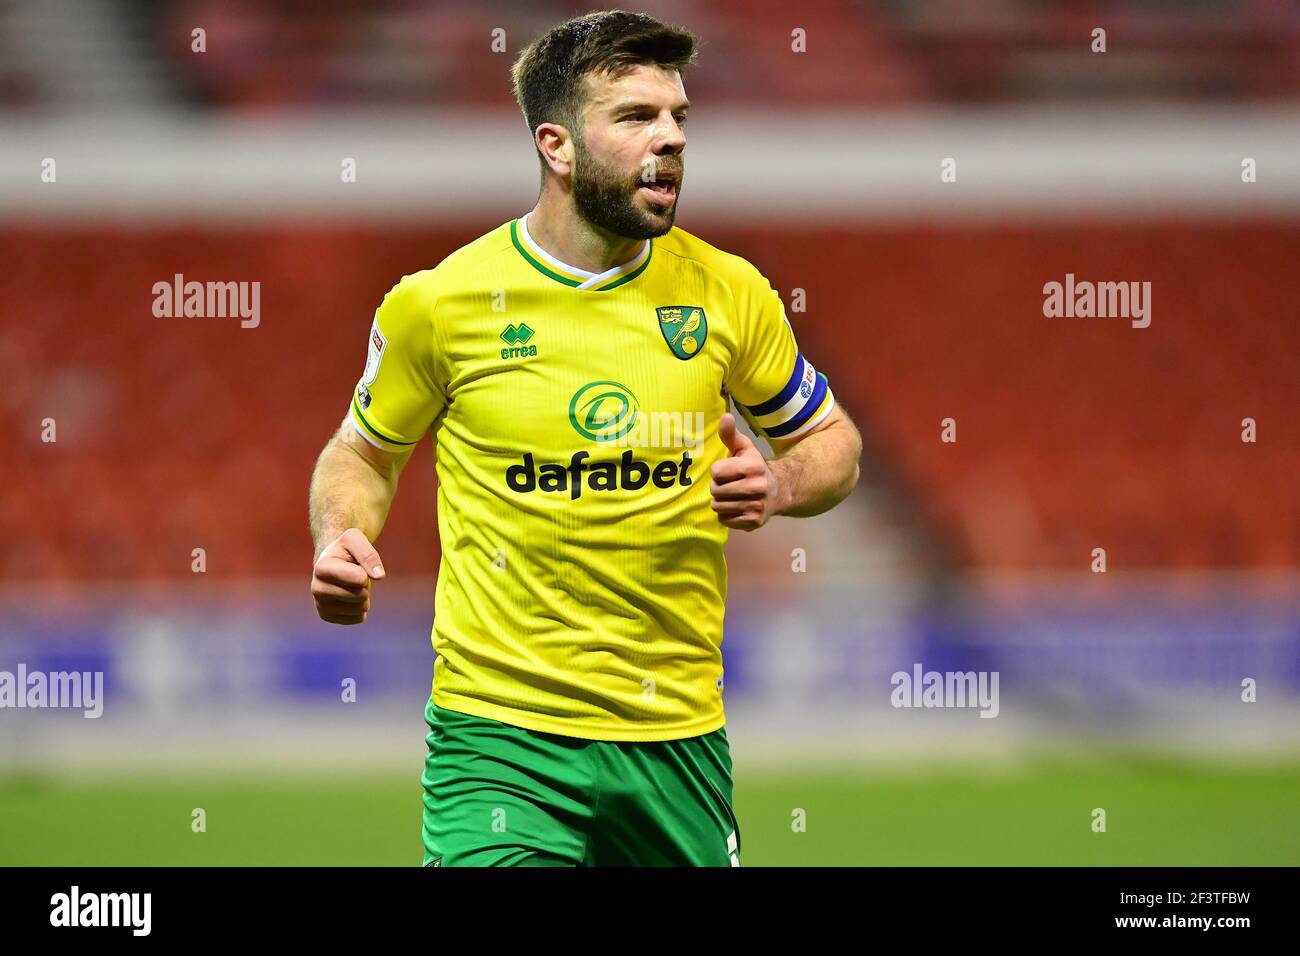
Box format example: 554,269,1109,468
656,306,708,360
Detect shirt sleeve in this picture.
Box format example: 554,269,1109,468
348,273,445,451
723,263,836,442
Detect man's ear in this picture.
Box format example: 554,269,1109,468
536,123,575,177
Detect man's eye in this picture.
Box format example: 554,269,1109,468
618,112,686,125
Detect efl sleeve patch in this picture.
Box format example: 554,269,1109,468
347,275,445,451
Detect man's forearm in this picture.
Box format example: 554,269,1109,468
770,418,862,518
309,428,403,559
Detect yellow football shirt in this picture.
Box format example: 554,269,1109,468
347,214,836,741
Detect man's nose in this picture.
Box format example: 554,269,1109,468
653,116,686,152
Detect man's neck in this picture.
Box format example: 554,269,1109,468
525,196,647,275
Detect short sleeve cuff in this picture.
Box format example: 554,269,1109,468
349,393,421,452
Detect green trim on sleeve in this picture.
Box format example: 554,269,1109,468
352,395,419,446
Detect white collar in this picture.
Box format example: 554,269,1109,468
519,212,651,290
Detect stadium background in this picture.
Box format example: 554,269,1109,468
2,0,1299,865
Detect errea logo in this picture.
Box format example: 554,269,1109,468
500,323,537,359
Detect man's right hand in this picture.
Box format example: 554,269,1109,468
311,528,386,625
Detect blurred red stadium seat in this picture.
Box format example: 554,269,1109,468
4,221,1297,579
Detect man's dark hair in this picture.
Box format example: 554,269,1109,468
511,10,697,164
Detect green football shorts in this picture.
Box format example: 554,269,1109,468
420,699,741,866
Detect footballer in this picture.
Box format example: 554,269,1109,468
308,10,862,866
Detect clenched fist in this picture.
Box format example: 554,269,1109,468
311,528,385,625
710,413,783,532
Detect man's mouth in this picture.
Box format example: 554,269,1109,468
637,176,678,208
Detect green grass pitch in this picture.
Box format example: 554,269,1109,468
2,755,1297,865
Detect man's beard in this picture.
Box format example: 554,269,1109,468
572,143,680,240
